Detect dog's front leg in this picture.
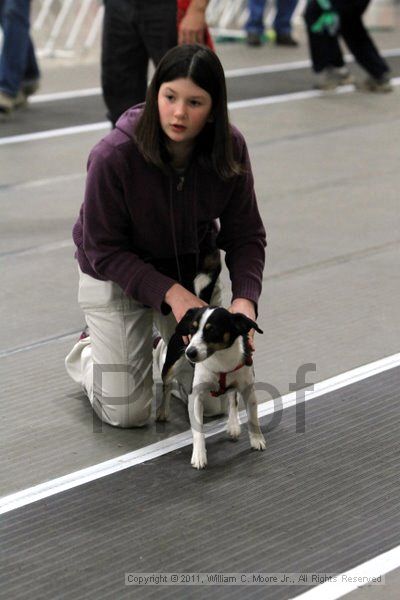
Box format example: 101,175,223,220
156,333,186,422
226,391,241,440
156,381,171,422
189,391,207,469
244,388,266,451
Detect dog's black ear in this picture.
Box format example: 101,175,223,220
232,313,263,335
175,308,201,335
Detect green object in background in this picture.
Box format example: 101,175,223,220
215,36,239,43
215,30,275,44
311,11,340,35
315,0,332,10
310,0,340,36
265,28,276,43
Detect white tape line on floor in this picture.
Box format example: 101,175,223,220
0,352,399,516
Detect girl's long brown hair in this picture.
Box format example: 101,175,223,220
135,44,243,180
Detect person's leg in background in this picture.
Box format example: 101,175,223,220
273,0,299,46
245,0,267,46
101,0,149,126
21,36,41,97
336,0,392,91
304,0,352,90
101,0,177,126
0,0,36,113
138,0,177,69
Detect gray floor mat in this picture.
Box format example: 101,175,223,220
2,367,399,600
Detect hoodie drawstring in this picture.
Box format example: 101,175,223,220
192,170,199,275
169,169,200,288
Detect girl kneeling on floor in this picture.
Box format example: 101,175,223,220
65,44,266,427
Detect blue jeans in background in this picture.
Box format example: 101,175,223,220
0,0,40,97
246,0,299,36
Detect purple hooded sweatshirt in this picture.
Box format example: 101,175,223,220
73,105,266,313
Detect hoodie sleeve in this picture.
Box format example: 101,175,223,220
217,130,266,308
81,142,176,311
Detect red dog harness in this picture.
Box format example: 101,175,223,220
210,355,253,397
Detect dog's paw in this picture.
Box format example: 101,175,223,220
249,432,267,451
191,447,207,469
227,422,241,440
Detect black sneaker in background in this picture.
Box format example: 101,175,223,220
246,32,262,46
275,32,298,47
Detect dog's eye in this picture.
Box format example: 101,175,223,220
189,322,199,334
205,324,214,332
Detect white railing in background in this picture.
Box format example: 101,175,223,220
32,0,104,58
23,0,397,60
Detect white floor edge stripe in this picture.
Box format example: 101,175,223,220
228,76,400,109
0,172,85,191
225,47,400,77
0,331,81,359
1,77,399,146
291,544,400,600
257,351,400,420
30,87,101,103
24,47,400,102
0,121,109,146
0,352,399,515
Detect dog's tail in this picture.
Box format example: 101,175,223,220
161,332,188,383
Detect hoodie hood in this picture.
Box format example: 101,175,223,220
114,103,145,141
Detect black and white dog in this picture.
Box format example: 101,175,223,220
157,305,266,469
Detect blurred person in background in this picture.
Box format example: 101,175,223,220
245,0,299,47
0,0,40,114
304,0,392,91
102,0,211,127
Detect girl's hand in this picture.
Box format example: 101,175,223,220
165,283,207,326
228,298,257,351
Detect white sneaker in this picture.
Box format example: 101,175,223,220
314,67,354,90
330,67,354,85
358,73,393,93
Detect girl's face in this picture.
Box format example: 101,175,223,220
158,78,212,151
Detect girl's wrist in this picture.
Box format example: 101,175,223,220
164,283,182,306
187,0,208,14
230,298,256,320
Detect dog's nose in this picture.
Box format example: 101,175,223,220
186,347,198,361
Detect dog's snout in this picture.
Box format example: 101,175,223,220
186,347,198,361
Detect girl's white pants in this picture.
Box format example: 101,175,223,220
65,269,225,427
